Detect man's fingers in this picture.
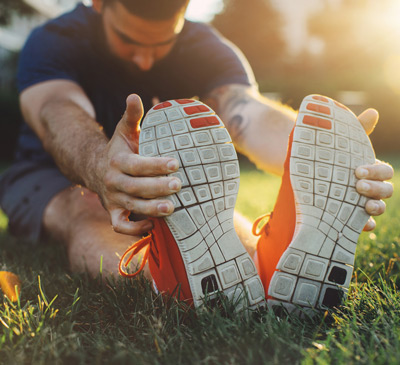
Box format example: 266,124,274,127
363,217,376,232
110,209,153,236
364,199,386,216
357,108,379,135
355,162,394,181
110,174,181,199
113,153,179,177
118,94,144,141
112,193,175,217
356,180,393,200
152,96,160,106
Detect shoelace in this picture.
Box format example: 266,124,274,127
119,234,153,278
120,212,274,277
252,212,273,236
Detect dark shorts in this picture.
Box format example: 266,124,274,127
0,161,72,242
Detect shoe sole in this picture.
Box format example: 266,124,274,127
139,99,265,311
268,95,375,313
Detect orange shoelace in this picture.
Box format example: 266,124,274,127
252,212,273,236
119,234,153,278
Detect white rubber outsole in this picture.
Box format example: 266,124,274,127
268,95,375,313
139,99,265,311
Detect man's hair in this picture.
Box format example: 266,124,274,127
102,0,190,20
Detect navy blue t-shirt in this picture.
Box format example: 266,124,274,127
16,3,255,163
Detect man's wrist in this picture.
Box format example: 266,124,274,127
82,140,108,196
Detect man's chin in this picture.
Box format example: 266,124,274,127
119,59,154,74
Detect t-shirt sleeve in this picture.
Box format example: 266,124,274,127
17,25,81,93
175,23,257,97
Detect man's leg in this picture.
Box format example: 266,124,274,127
43,186,256,279
0,160,258,288
42,186,151,279
234,211,258,258
255,94,377,312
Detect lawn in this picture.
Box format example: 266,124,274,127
0,155,399,364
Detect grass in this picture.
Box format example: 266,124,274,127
0,155,399,364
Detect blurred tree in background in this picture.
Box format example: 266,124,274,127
212,0,287,89
0,0,34,25
305,0,400,153
307,0,395,91
0,52,20,163
0,1,34,162
212,0,400,153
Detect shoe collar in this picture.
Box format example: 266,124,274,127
252,212,273,236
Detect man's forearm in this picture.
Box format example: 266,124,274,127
204,85,296,175
40,98,108,192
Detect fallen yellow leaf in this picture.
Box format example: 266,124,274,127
0,271,21,302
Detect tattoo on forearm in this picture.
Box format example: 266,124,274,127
222,93,252,142
228,114,246,142
205,85,259,143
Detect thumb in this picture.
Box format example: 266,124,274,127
357,108,379,136
118,94,144,141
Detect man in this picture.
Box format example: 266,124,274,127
0,0,393,310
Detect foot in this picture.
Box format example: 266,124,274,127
120,99,265,312
254,94,375,314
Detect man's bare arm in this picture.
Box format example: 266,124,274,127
20,80,181,235
20,80,107,190
203,84,296,176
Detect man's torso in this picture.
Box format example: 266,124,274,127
15,3,254,164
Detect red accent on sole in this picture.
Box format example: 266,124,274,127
312,95,329,103
154,102,172,110
303,115,332,130
306,103,331,115
175,99,195,104
184,105,210,115
190,116,220,129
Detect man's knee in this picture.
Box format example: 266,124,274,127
43,186,108,242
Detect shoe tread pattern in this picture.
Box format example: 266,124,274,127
140,100,265,310
268,95,375,312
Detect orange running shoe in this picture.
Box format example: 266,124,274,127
120,99,265,312
253,94,375,313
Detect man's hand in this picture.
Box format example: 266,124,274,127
356,108,394,231
95,94,181,236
